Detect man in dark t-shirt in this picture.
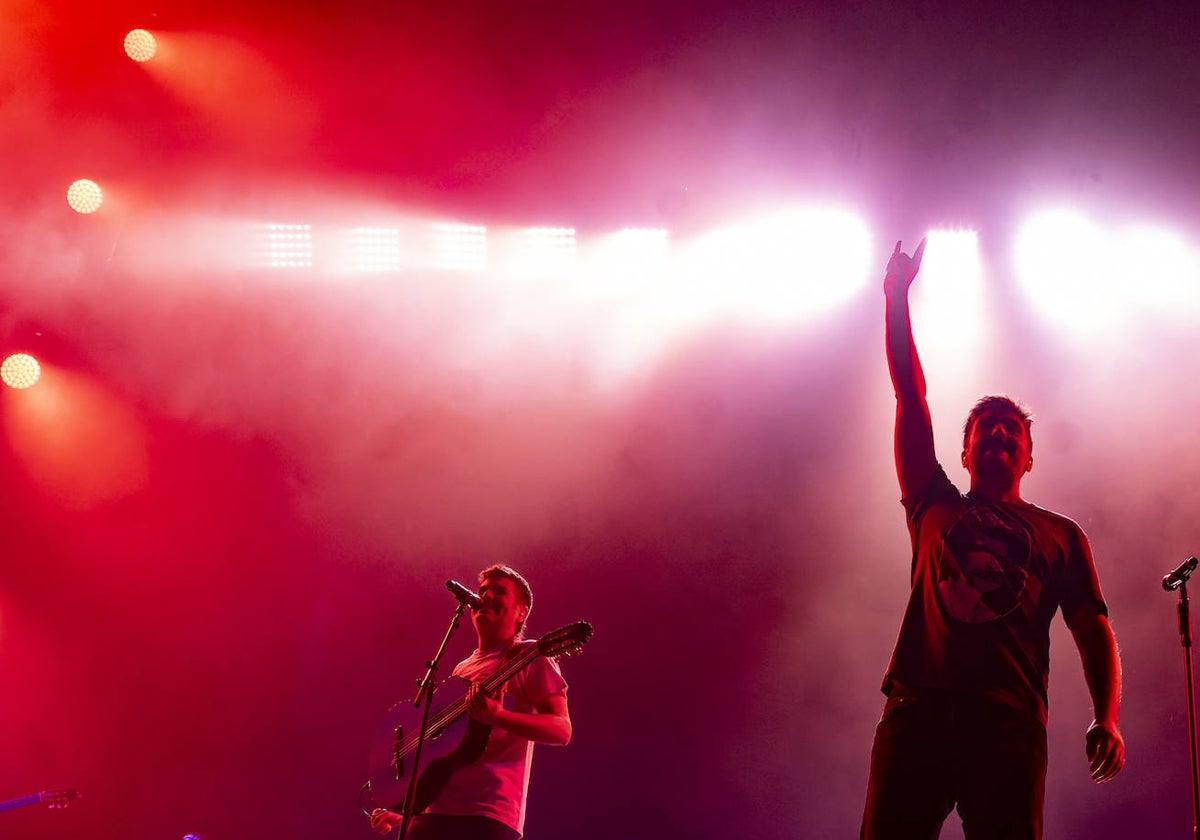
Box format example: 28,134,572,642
860,239,1125,840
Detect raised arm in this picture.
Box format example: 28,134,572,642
884,238,937,499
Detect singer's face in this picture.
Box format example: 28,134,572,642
961,407,1032,482
473,575,527,642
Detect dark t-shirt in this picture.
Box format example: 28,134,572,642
883,466,1107,723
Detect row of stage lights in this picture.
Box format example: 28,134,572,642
255,223,583,273
36,28,1200,397
2,31,161,389
58,29,161,216
61,31,1199,292
61,161,1200,304
58,173,1200,327
2,32,158,390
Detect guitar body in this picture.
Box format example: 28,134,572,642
366,676,495,813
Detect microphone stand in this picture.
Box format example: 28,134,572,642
1173,580,1200,840
397,602,469,840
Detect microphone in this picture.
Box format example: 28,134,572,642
446,579,482,611
1163,557,1199,592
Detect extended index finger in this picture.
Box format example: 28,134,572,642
912,236,927,269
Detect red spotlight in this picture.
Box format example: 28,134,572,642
66,179,103,214
124,29,157,62
1,354,41,389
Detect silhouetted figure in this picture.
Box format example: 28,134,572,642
860,239,1124,840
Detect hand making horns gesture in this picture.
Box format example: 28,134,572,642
883,237,927,296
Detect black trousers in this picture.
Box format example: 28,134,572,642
860,687,1048,840
404,814,521,840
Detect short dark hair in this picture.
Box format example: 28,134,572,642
962,395,1034,449
479,564,533,637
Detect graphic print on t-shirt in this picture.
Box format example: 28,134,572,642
936,503,1035,622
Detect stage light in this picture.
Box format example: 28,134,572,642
430,223,487,272
684,207,872,322
123,29,157,62
611,228,670,265
909,228,987,374
1113,225,1200,315
1,354,41,389
350,227,402,273
911,229,984,324
66,179,103,214
582,228,670,296
1014,209,1119,333
261,223,312,269
516,227,576,276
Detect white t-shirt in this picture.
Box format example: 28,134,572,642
425,639,567,834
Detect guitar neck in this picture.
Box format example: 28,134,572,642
0,793,45,813
385,622,589,776
479,644,542,695
443,644,542,718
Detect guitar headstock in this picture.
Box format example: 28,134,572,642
537,620,594,658
40,789,79,809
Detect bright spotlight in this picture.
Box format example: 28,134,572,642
259,223,312,269
1114,225,1200,315
350,227,402,273
123,29,157,62
516,227,576,276
582,228,670,296
66,179,103,214
1,354,41,389
909,228,987,374
430,223,487,272
684,207,872,322
611,228,670,265
911,229,985,325
1014,209,1120,333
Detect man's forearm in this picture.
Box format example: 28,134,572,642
492,708,571,745
1077,617,1122,725
885,289,926,402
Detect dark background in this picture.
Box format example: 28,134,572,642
2,2,1199,838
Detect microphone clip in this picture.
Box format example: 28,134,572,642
1163,557,1199,592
